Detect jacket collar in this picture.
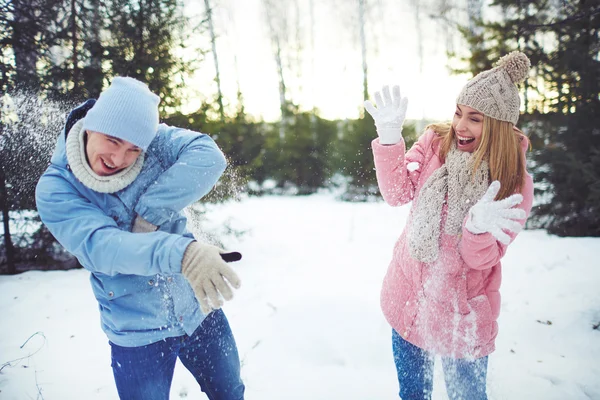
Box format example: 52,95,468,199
50,99,96,167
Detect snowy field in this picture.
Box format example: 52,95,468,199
1,193,599,399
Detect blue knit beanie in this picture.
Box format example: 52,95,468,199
83,77,160,151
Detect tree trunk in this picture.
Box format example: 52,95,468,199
70,0,80,95
308,0,316,112
204,0,225,121
12,0,40,91
358,0,368,102
0,169,16,275
411,0,425,132
87,0,104,97
263,0,288,138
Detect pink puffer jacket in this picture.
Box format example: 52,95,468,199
372,129,533,359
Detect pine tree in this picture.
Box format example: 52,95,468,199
1,0,64,93
43,0,106,101
104,0,193,113
273,107,337,194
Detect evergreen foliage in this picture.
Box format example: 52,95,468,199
104,0,194,113
2,0,597,274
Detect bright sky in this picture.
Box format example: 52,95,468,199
182,0,472,123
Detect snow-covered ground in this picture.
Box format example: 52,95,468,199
1,193,599,399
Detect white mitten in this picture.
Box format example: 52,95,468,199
132,215,158,233
466,181,526,244
364,85,408,145
181,241,241,314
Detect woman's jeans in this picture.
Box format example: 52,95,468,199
110,309,244,400
392,329,488,400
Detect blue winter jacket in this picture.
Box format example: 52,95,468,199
35,100,227,347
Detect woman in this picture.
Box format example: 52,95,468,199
365,51,534,399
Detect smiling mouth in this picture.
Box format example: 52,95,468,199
102,158,117,170
457,135,475,146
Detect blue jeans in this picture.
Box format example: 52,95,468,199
392,329,488,400
110,309,244,400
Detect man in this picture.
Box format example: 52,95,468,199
35,77,245,399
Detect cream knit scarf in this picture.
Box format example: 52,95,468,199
65,119,144,193
408,144,489,263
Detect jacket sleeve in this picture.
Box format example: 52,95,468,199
372,131,433,206
458,173,534,270
36,170,194,277
134,126,228,227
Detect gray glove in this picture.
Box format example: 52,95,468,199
181,241,241,314
132,215,158,233
364,85,409,145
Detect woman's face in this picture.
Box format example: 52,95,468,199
85,131,142,176
452,104,484,153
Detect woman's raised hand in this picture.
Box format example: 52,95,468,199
364,85,408,145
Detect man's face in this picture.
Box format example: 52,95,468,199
85,131,142,176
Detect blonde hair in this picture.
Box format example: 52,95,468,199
426,117,527,200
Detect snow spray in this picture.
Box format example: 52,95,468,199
1,91,77,200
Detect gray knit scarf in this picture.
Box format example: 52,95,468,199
65,119,144,193
408,144,489,263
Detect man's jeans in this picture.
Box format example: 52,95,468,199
392,329,488,400
110,309,244,400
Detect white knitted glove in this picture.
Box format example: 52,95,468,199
466,181,526,244
181,241,241,314
132,215,158,233
364,85,408,145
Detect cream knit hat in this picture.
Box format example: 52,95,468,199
456,51,531,125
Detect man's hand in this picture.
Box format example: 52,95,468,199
465,181,526,244
132,215,158,233
181,241,242,314
364,85,408,145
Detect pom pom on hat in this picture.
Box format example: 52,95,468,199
496,51,531,84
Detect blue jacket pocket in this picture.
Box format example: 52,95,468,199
91,273,169,333
95,273,156,301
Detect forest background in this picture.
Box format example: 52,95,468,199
1,0,598,274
